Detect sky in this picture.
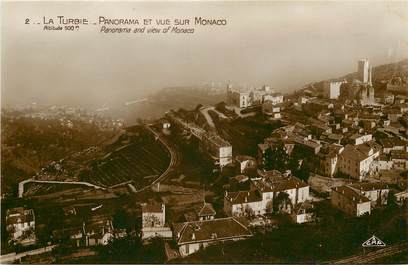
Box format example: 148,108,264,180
2,1,408,108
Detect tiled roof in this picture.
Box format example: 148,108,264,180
174,217,252,245
378,137,406,148
350,182,389,191
340,144,370,162
226,190,263,204
332,186,370,203
198,203,216,217
252,175,308,193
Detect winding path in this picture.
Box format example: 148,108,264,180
141,125,180,192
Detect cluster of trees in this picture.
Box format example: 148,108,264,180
1,114,115,196
262,141,311,182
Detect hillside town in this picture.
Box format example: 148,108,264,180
1,58,408,264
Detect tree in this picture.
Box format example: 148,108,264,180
264,141,289,171
293,161,310,182
244,205,255,219
113,209,130,231
273,192,292,213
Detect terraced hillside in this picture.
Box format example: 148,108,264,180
82,129,170,189
23,126,171,196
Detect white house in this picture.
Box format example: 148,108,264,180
291,201,315,224
224,190,264,217
350,134,372,145
338,143,380,180
349,182,390,207
235,155,257,174
331,186,371,217
224,172,310,217
141,200,172,240
324,81,343,99
263,93,284,105
6,207,36,246
172,217,252,257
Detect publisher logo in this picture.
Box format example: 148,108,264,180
362,235,386,247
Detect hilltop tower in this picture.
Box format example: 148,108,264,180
368,66,373,86
357,59,370,84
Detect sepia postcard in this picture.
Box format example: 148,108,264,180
1,0,408,264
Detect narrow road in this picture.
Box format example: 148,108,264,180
141,125,180,191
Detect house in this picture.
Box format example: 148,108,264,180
384,108,402,122
291,201,315,224
6,207,36,246
183,202,217,222
251,174,310,210
377,137,407,154
286,131,321,155
226,84,281,112
262,101,281,118
323,81,343,99
349,134,372,145
84,219,114,246
331,186,371,217
224,190,264,217
228,175,250,192
390,150,408,170
321,132,343,145
372,154,394,171
310,119,332,137
172,217,252,256
235,155,257,174
200,133,232,168
386,76,408,94
141,200,172,240
338,143,380,180
317,144,344,177
263,93,284,105
197,203,216,221
52,217,115,247
224,171,310,217
349,182,390,207
395,189,408,205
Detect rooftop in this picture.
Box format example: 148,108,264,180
173,217,252,245
225,190,263,204
197,203,216,217
332,186,370,203
340,144,376,162
142,200,164,213
252,175,308,193
350,182,389,191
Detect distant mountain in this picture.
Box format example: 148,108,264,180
299,58,408,95
342,58,408,82
107,86,226,125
